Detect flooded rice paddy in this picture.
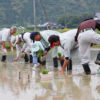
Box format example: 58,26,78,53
0,49,100,100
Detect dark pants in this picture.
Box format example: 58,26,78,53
24,54,29,62
30,55,33,63
38,57,46,65
24,54,33,63
67,59,72,71
82,63,91,75
1,55,6,62
95,51,100,65
53,57,58,68
53,57,72,70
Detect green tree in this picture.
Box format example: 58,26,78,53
57,13,93,28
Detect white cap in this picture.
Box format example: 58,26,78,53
10,26,17,31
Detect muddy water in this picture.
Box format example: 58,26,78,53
0,49,100,100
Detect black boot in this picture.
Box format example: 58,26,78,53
82,63,91,75
30,55,33,63
38,57,46,65
1,55,6,62
24,54,29,62
53,57,58,68
95,51,100,65
60,59,64,66
67,59,72,71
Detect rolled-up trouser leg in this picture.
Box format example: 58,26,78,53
30,55,33,63
53,57,58,68
82,63,91,75
1,55,6,62
24,54,29,62
95,51,100,65
67,59,72,71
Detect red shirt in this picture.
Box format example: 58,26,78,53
75,19,100,42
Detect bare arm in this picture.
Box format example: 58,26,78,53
43,46,51,56
59,43,70,72
2,41,6,49
14,44,21,61
21,43,27,53
9,41,13,48
59,59,69,72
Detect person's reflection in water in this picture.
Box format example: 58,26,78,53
1,62,8,85
18,63,31,91
95,83,100,99
9,62,22,95
9,62,31,96
79,75,93,100
35,71,62,100
33,79,50,100
67,70,72,75
52,74,66,100
0,62,21,95
53,72,82,100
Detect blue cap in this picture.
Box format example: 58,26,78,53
30,32,40,41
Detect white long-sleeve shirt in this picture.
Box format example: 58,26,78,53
32,30,63,58
16,32,32,57
21,32,32,52
0,28,11,42
59,29,78,58
40,30,60,48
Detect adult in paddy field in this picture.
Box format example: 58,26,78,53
11,30,63,67
11,30,63,66
0,26,17,62
44,29,78,72
11,32,45,64
30,30,64,67
11,32,34,63
75,18,100,75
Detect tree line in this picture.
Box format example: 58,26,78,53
57,13,94,28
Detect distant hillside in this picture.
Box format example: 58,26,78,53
0,0,100,27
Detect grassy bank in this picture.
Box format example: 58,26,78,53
92,45,100,49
